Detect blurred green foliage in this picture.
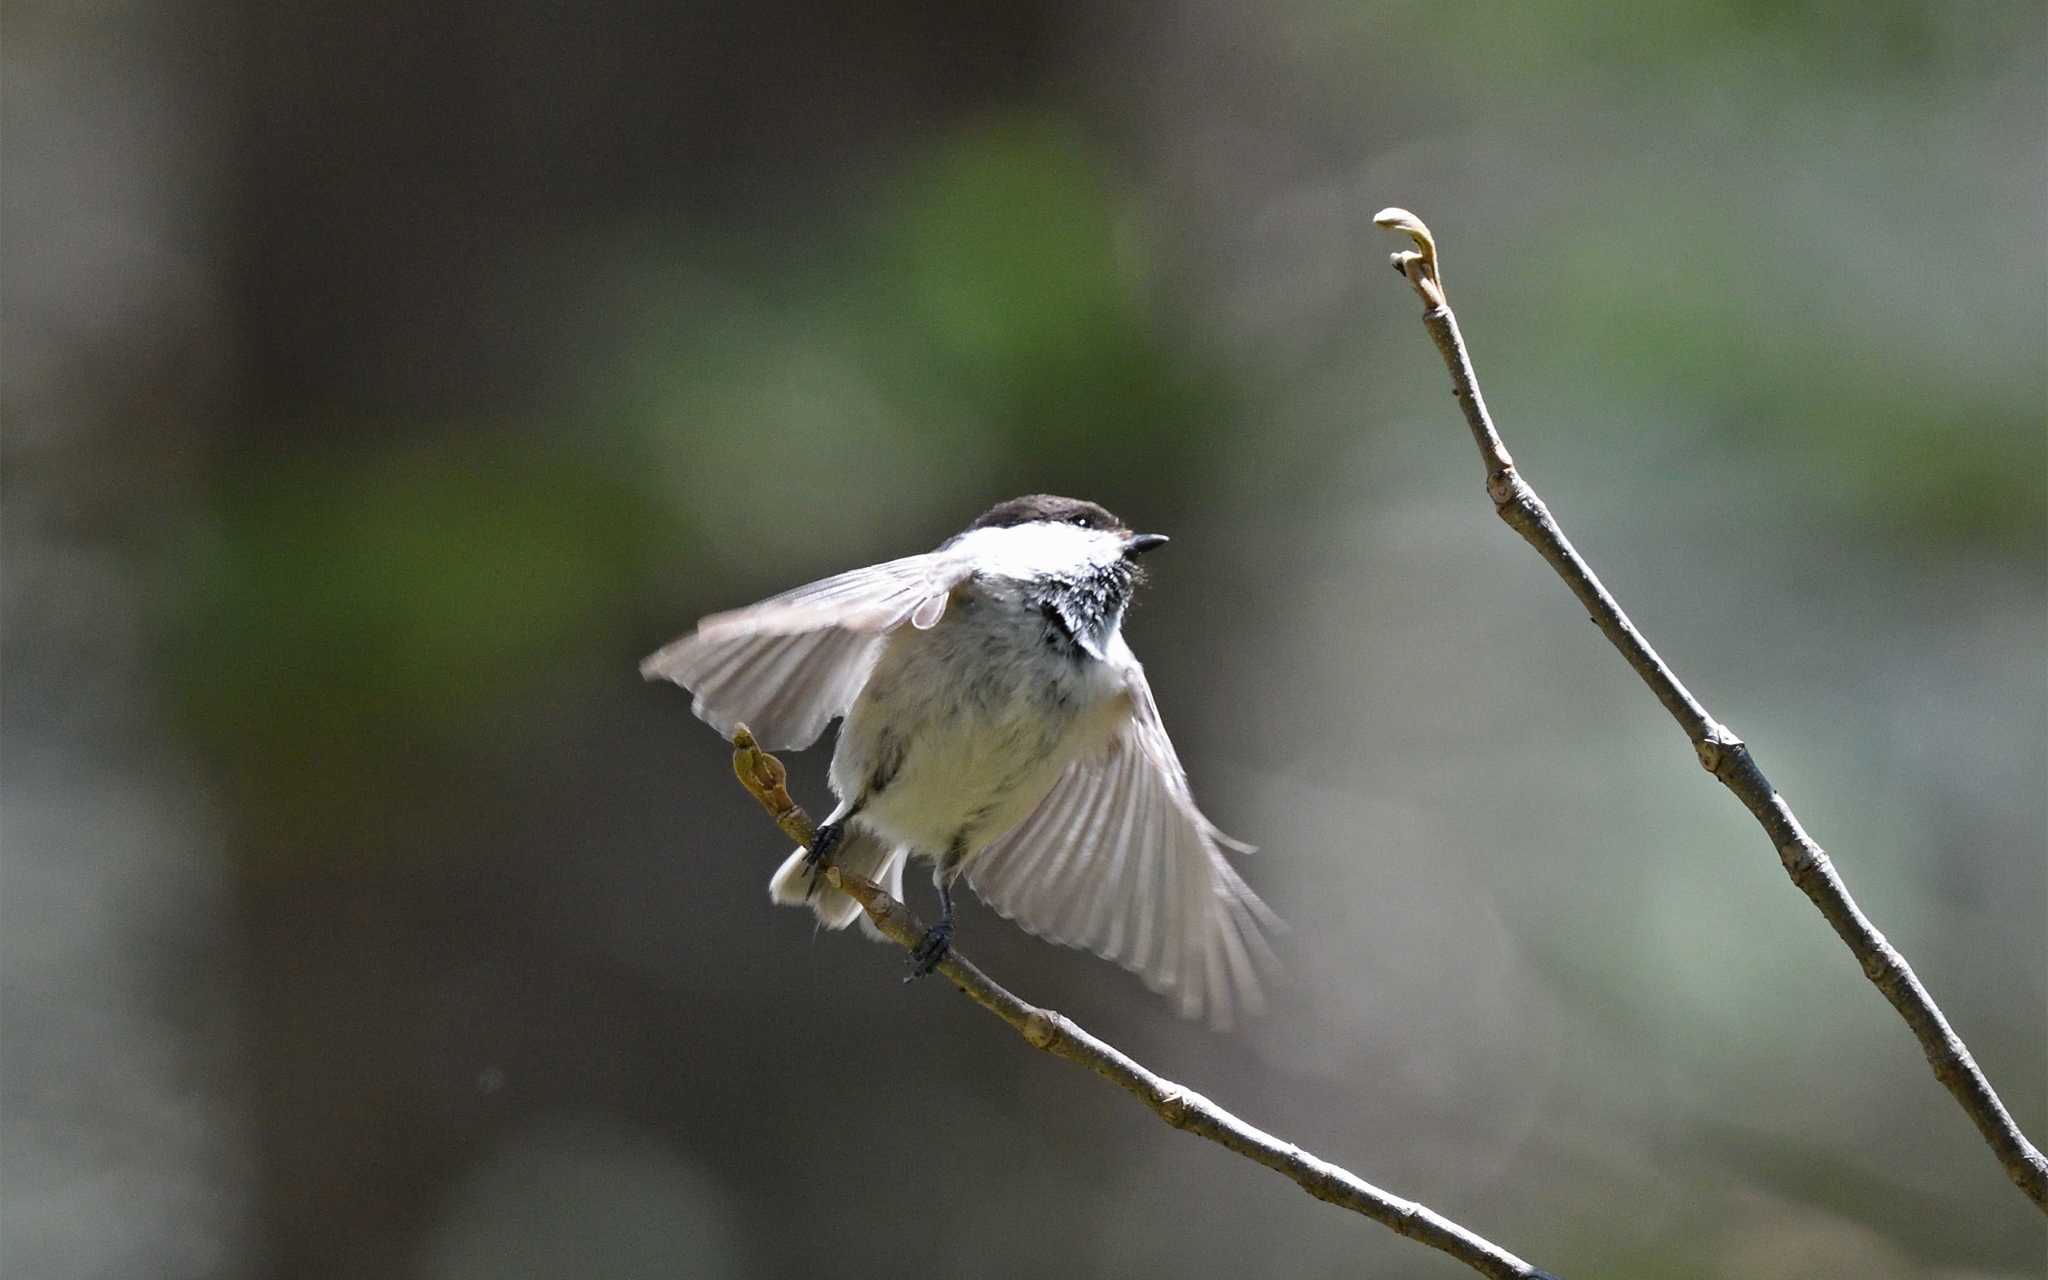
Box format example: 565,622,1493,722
19,4,2033,1274
1317,0,2029,81
886,117,1230,463
1546,207,2045,547
595,114,1236,539
166,434,676,853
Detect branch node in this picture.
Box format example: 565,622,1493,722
1860,941,1900,984
1692,725,1743,775
1778,841,1823,880
1022,1009,1062,1049
1155,1087,1197,1129
1485,465,1522,508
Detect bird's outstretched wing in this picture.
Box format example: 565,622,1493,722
967,650,1280,1027
640,552,971,750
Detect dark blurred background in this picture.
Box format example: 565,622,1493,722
4,3,2044,1277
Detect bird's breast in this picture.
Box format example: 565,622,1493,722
833,588,1126,857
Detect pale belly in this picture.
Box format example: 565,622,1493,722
829,593,1127,865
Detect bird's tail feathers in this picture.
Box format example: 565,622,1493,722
769,826,906,933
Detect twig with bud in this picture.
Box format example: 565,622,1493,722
728,724,1563,1280
1374,206,2047,1212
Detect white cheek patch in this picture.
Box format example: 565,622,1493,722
955,522,1126,579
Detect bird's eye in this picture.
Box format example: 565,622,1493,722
1068,514,1091,527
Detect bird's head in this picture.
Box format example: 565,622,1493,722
956,494,1169,581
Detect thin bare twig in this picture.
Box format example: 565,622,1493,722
1373,207,2048,1212
728,725,1562,1280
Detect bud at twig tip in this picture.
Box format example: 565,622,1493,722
1373,207,1442,298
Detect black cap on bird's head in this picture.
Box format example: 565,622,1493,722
968,494,1169,557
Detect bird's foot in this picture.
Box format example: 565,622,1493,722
904,920,953,980
801,822,845,899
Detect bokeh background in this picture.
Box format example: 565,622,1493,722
5,3,2044,1277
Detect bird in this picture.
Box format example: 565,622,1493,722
641,494,1278,1025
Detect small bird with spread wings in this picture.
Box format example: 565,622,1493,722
643,494,1277,1025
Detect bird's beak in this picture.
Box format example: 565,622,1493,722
1124,532,1170,557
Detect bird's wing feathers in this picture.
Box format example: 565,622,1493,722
968,662,1279,1027
639,552,970,750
